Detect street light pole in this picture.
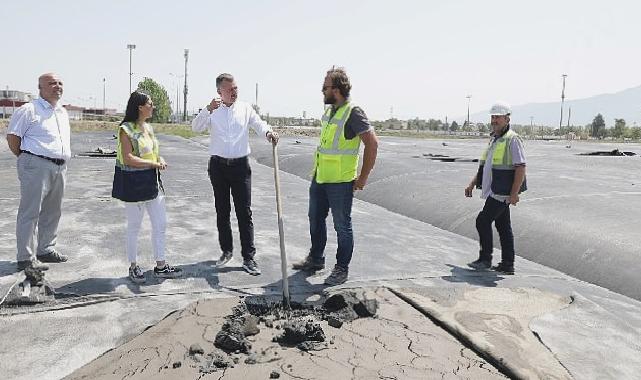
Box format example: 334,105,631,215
466,95,472,128
559,74,567,130
102,78,106,112
127,44,136,94
170,73,184,122
183,49,189,122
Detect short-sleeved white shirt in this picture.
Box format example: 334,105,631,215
7,98,71,160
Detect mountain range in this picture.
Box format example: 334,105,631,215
469,85,641,127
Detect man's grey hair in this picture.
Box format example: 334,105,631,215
216,73,234,89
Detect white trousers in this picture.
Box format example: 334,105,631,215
125,195,166,263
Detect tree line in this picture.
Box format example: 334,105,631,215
134,77,641,140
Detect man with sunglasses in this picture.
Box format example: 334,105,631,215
465,101,527,275
192,73,278,276
6,73,71,271
292,67,379,285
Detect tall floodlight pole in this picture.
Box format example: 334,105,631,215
559,74,567,130
466,95,472,128
183,49,189,122
170,73,184,122
255,83,259,108
127,44,136,94
102,78,106,112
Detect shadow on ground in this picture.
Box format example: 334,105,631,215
442,264,503,287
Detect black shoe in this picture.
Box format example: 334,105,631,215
37,251,68,263
129,265,146,284
492,262,515,275
324,265,349,285
292,255,325,272
154,264,183,278
467,259,491,270
242,259,261,276
215,251,233,267
17,259,49,271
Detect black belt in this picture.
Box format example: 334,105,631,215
20,150,66,166
210,155,247,165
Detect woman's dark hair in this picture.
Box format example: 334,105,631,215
326,67,351,99
120,91,151,125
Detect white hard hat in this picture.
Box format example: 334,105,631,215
489,101,511,116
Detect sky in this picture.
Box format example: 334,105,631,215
2,0,640,122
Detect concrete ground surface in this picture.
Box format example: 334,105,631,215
0,131,640,379
251,136,641,300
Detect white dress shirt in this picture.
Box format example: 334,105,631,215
191,100,272,158
7,98,71,160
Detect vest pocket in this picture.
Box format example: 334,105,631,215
316,154,341,183
491,169,515,195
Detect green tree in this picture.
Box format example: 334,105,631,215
591,113,606,138
137,77,172,123
450,120,459,132
613,118,627,139
630,127,641,140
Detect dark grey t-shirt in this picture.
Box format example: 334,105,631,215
330,106,372,140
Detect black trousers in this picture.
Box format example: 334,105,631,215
208,156,255,260
476,196,515,264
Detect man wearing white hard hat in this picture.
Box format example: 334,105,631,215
464,101,527,275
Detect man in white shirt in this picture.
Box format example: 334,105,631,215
192,73,278,276
6,73,71,271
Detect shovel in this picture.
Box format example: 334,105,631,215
272,143,290,309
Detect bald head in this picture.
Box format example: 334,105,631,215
38,73,63,106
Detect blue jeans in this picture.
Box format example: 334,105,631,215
476,197,514,264
308,178,354,269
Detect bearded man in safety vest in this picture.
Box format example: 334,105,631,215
465,102,527,275
292,67,379,285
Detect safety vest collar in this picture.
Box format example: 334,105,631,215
320,102,354,152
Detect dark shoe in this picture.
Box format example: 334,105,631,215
492,262,515,275
467,259,491,270
215,251,233,267
324,265,348,285
154,264,183,278
292,255,325,272
17,259,49,271
37,251,68,263
129,265,146,284
242,259,261,276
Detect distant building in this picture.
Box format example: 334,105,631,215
0,89,34,118
61,105,118,120
63,105,84,120
83,108,117,116
384,119,407,130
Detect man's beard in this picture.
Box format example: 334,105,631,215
324,93,336,105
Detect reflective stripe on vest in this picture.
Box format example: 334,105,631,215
116,122,159,170
314,102,361,183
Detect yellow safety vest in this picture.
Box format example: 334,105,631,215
478,129,527,195
116,122,159,168
314,102,361,184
